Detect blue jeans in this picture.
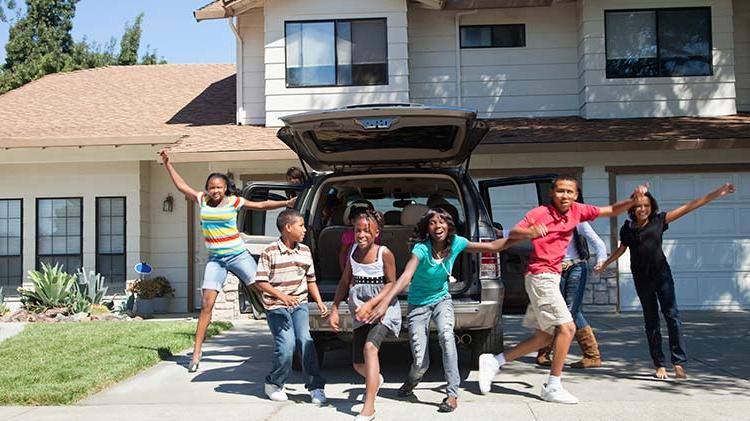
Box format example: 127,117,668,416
633,267,687,367
202,250,257,291
265,305,325,390
560,262,589,330
405,294,460,398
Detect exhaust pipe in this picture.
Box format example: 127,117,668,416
455,333,473,345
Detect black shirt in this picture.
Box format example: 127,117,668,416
619,212,670,276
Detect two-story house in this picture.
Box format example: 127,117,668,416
0,0,747,314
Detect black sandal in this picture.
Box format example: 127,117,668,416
437,397,456,413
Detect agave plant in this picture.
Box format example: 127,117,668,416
19,263,79,312
75,268,109,305
0,287,9,316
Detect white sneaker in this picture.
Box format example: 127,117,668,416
358,374,385,402
478,353,501,394
265,383,288,402
310,388,327,405
354,413,376,421
540,383,579,404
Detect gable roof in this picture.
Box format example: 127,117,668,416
0,64,283,159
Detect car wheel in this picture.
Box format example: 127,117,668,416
470,323,504,366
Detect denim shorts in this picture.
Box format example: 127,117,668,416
202,250,258,291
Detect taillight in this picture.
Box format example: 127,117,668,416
480,237,500,278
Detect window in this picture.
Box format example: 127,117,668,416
605,8,712,78
0,199,22,292
37,198,82,274
285,18,388,87
238,187,293,236
460,24,525,48
96,197,126,291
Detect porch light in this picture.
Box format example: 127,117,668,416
162,194,174,212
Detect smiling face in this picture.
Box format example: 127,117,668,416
550,179,579,213
285,216,306,243
206,176,227,203
353,216,379,250
427,213,450,244
632,196,652,224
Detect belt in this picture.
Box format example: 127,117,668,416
561,259,586,271
353,276,385,285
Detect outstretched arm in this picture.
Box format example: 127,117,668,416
598,184,649,217
465,237,519,253
159,149,201,202
242,196,295,211
594,243,627,274
666,183,735,224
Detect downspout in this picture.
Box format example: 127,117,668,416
455,10,477,107
228,16,245,125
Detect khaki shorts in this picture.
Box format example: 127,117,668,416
522,272,573,335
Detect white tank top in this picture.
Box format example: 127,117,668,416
350,244,385,283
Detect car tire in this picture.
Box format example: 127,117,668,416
470,323,504,366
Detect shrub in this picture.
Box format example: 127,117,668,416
19,263,79,313
129,278,159,299
152,276,174,298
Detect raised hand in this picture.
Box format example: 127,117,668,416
159,149,170,165
713,183,735,198
633,183,649,200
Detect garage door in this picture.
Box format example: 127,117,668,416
616,172,750,311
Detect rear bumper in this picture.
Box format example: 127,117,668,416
308,277,504,335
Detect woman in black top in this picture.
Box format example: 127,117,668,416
596,183,735,380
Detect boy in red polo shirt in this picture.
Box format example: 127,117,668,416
478,175,647,404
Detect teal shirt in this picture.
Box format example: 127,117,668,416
407,235,469,305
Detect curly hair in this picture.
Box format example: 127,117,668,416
353,208,384,232
412,207,457,254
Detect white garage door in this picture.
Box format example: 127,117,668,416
616,172,750,311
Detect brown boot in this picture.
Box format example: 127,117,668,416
535,343,553,367
570,326,602,368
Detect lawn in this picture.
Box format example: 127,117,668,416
0,320,232,405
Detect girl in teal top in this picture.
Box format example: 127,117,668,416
362,207,515,413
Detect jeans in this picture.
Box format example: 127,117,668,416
405,294,460,398
202,250,257,291
265,305,325,390
560,262,589,330
633,267,687,367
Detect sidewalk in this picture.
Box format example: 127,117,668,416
1,311,749,420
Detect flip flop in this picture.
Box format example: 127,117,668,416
437,397,456,413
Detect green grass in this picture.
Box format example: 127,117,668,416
0,320,232,405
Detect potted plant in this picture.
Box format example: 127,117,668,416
152,276,174,313
129,278,159,317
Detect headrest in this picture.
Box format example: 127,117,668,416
384,210,402,225
400,204,429,226
330,205,347,225
343,200,373,223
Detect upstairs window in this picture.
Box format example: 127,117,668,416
460,24,526,48
605,8,712,78
285,18,388,87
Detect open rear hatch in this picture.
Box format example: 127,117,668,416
276,104,488,172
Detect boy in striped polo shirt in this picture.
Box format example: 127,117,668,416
254,209,329,405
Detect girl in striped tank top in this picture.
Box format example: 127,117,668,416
160,150,294,373
329,210,400,421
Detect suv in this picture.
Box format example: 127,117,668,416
237,105,550,363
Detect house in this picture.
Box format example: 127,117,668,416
0,0,748,313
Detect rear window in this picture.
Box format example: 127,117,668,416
306,126,458,153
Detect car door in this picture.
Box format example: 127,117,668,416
478,175,555,314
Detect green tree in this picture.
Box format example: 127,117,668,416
0,0,165,94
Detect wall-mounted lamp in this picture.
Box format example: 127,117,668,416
162,194,174,212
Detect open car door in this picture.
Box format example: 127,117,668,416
478,175,556,314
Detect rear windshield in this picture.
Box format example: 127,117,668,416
306,126,458,153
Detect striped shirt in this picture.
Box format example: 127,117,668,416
199,193,246,256
255,239,316,310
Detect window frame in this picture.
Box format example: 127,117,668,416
95,196,127,291
459,24,526,49
35,197,83,273
0,198,23,293
284,17,389,89
604,7,713,79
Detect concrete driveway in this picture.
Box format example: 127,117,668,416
1,311,748,420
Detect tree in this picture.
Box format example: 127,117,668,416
0,0,165,94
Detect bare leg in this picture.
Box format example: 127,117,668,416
353,362,366,377
549,322,575,377
504,330,554,362
361,342,381,416
192,289,219,365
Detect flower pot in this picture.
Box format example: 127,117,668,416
153,296,169,313
135,297,154,317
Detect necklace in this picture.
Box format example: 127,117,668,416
431,244,456,283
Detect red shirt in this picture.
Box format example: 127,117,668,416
516,202,600,275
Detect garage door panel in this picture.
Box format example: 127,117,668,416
617,172,749,311
661,176,696,201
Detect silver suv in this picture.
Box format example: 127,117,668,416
238,105,548,364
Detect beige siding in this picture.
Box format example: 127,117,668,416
239,10,266,125
735,0,750,112
578,0,737,118
263,0,409,127
408,3,580,118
